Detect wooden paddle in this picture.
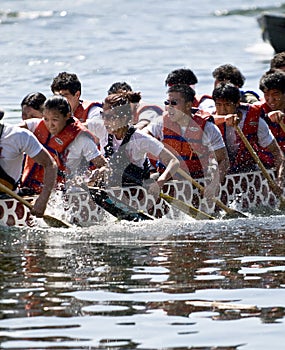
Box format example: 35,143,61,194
0,183,72,228
176,168,248,218
159,192,215,220
279,120,285,134
234,125,285,208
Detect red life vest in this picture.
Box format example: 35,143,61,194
192,94,213,108
220,104,267,173
162,110,212,178
21,117,95,193
74,100,102,122
133,103,163,124
259,101,285,154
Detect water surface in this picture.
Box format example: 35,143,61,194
0,0,285,348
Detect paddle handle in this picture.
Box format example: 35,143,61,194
0,183,33,209
159,192,214,220
280,120,285,134
234,125,281,195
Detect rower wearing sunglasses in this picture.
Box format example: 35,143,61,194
145,84,229,201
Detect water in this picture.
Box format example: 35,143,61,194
0,0,285,349
1,217,285,349
0,0,280,123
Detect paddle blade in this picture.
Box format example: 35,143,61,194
222,211,248,219
43,214,73,228
88,187,154,221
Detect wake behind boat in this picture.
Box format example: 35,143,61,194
0,169,281,227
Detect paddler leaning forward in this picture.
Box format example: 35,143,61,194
86,90,179,199
0,119,57,217
19,95,107,195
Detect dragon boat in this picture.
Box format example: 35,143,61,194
0,169,281,227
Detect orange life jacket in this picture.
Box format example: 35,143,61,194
74,100,102,122
132,103,163,124
162,110,213,178
21,117,95,193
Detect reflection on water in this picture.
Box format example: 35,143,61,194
0,216,284,349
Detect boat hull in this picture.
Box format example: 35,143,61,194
257,12,285,53
0,169,280,227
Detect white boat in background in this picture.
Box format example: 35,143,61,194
0,169,280,227
257,12,285,53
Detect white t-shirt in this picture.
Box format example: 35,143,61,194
111,129,164,168
146,115,225,152
0,124,43,182
137,103,162,123
87,104,102,120
86,119,164,168
198,96,216,114
25,118,101,176
86,116,108,149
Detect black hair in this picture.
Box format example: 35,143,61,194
259,69,285,93
43,95,71,117
108,81,133,95
270,52,285,69
167,84,196,103
165,68,198,86
51,72,81,95
212,64,245,88
21,92,46,111
212,82,241,104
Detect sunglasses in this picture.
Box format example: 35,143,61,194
164,100,178,106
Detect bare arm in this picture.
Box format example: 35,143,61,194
267,139,285,187
134,120,150,130
204,147,229,200
156,147,179,187
30,149,57,217
215,147,230,183
147,147,179,198
88,154,109,186
90,154,107,168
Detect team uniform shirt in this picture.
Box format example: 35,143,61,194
198,97,216,114
136,100,163,123
224,109,274,158
86,112,162,148
146,115,226,152
138,108,160,122
0,124,43,182
110,129,164,168
86,117,108,149
86,118,164,168
25,119,101,176
86,105,102,120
